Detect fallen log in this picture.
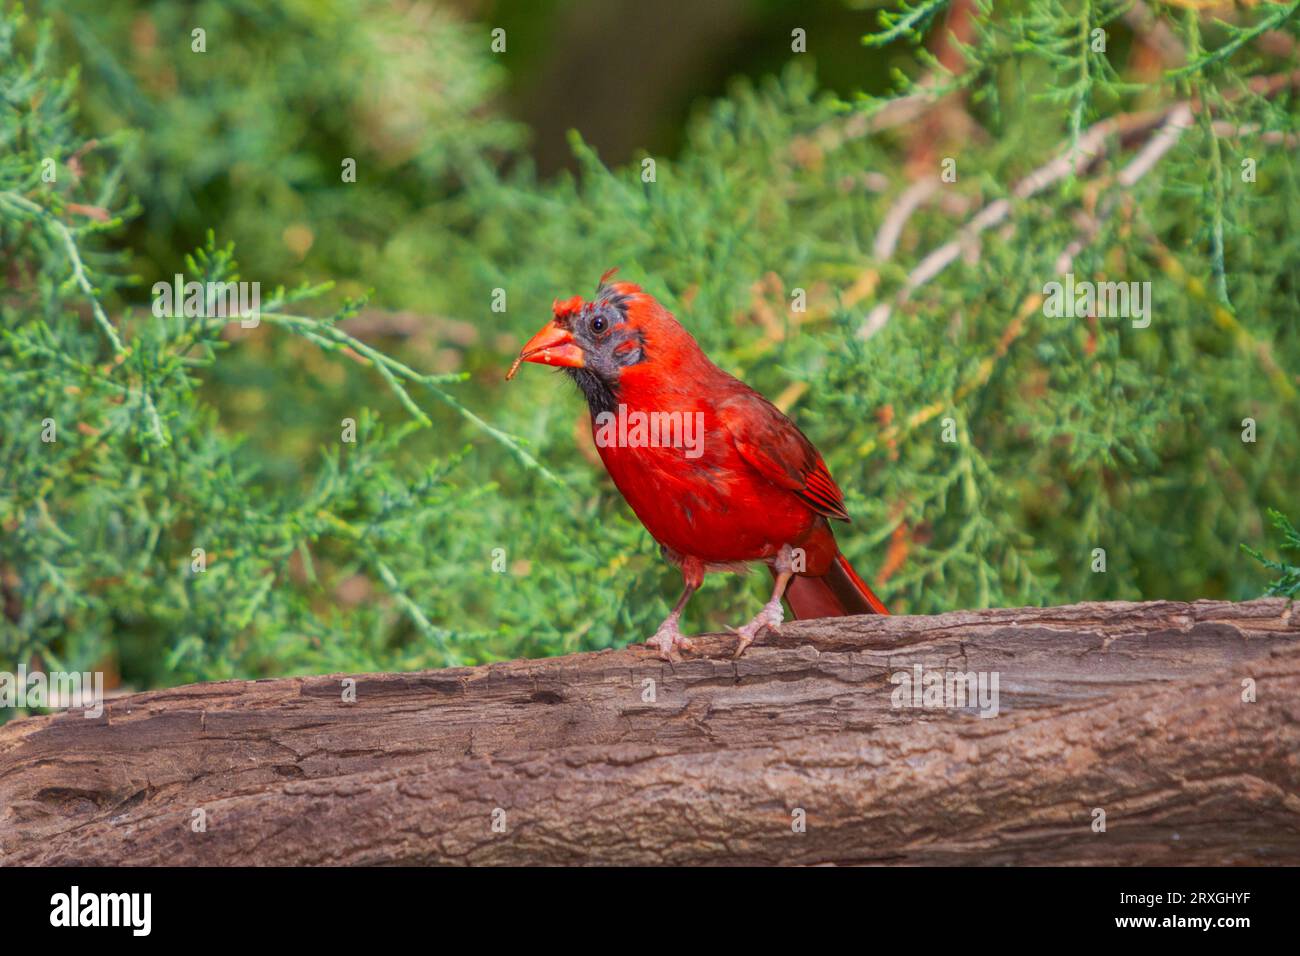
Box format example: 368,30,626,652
1,599,1297,865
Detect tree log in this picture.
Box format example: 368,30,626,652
2,599,1297,865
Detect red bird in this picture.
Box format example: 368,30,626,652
508,271,888,660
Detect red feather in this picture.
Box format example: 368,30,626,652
589,284,886,618
512,275,887,656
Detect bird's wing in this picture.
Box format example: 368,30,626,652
716,387,850,522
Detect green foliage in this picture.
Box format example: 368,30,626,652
40,0,523,289
2,0,1297,710
861,0,953,48
0,5,555,694
1245,510,1300,599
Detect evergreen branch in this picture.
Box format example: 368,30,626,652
372,556,453,655
1182,10,1236,306
859,70,1300,339
859,108,1172,338
857,291,1041,457
312,507,455,655
801,92,932,157
0,190,124,355
1242,510,1300,599
422,386,568,495
254,312,569,493
1201,110,1230,306
863,0,954,48
0,190,171,446
5,0,1298,689
1166,1,1300,80
1147,237,1296,401
1068,0,1095,150
1055,103,1195,271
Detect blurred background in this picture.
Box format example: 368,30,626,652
2,0,1297,704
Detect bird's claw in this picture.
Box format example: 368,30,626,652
729,600,784,658
646,620,695,662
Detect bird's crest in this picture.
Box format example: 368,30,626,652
551,294,585,320
552,268,642,322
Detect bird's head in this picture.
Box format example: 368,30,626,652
507,269,682,414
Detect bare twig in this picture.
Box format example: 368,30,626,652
873,179,941,260
858,70,1300,340
858,109,1168,338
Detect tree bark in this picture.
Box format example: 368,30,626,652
2,599,1297,866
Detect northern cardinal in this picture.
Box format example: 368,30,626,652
508,271,888,659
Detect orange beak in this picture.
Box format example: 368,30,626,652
506,320,585,380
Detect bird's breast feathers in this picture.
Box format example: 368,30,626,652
592,403,819,563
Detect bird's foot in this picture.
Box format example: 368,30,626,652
729,598,784,658
646,617,696,662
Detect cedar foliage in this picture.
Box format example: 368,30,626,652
1,1,1297,705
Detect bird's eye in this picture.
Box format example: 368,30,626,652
591,315,608,333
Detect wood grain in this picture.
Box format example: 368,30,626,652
1,599,1296,865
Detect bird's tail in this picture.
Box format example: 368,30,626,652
782,550,889,619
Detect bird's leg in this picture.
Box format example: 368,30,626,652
646,559,703,662
731,544,795,658
647,584,697,661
